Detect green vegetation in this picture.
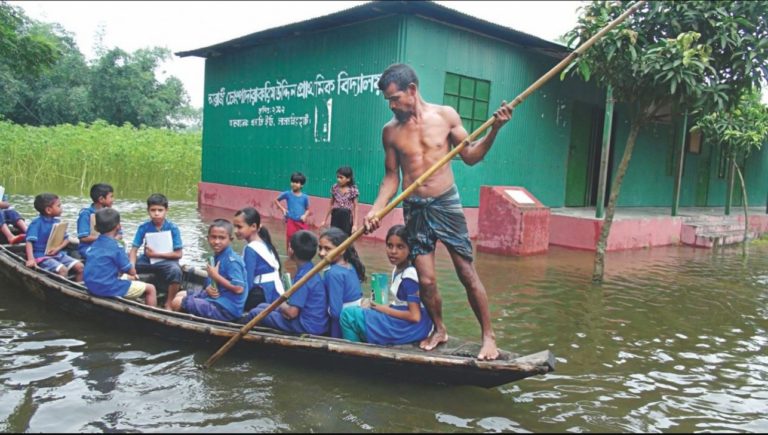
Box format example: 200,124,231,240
0,120,201,200
0,2,199,129
564,0,768,283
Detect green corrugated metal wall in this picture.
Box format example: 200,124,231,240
202,16,402,204
200,12,767,209
401,15,576,206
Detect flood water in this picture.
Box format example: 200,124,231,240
1,195,767,432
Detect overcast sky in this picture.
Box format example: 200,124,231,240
12,1,585,108
9,1,581,107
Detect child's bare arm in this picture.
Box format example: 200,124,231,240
274,197,286,215
280,303,300,319
352,198,359,231
370,300,421,323
25,242,36,268
321,197,335,226
152,248,182,261
128,246,138,265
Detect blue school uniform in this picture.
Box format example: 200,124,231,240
131,218,183,284
26,215,69,259
182,245,247,322
277,191,309,221
131,219,183,255
241,261,328,335
324,263,362,338
76,205,96,258
206,245,247,318
83,235,132,297
361,265,433,345
243,240,284,304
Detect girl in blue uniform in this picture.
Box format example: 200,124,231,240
318,226,365,338
233,207,284,310
340,224,433,345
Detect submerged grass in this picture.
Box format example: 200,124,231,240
0,120,201,201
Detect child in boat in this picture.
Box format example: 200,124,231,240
320,166,359,235
83,208,157,306
24,193,84,281
239,230,328,336
274,172,310,251
340,224,432,345
129,193,183,310
0,189,27,244
318,226,365,338
233,207,284,309
77,183,115,259
171,219,247,322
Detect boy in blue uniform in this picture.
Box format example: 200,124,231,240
274,172,311,251
129,193,183,310
170,219,247,322
240,230,329,336
0,189,27,244
83,208,157,306
24,193,84,281
77,183,116,259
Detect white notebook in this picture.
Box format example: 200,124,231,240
145,231,173,264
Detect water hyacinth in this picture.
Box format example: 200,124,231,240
0,120,201,200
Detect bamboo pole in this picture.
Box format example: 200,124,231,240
204,0,647,369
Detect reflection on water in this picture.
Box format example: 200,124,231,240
1,195,767,431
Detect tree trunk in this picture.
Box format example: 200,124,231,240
734,163,749,244
592,120,642,283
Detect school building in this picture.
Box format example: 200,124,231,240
177,1,768,252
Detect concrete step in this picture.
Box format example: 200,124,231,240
685,229,758,248
681,221,746,245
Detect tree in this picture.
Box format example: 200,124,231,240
6,21,93,125
89,47,191,129
695,91,768,242
563,1,768,283
0,1,61,115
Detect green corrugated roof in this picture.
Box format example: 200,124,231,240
175,0,569,59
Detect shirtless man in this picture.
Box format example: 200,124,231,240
363,64,512,360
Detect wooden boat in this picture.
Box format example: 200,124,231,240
0,243,555,388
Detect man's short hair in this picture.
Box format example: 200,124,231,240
378,63,419,92
89,183,114,203
146,193,168,209
95,207,120,234
290,172,307,185
290,230,317,261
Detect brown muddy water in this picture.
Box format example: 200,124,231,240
1,195,767,432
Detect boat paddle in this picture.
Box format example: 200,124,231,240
204,0,646,369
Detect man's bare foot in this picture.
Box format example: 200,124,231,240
419,329,448,351
477,337,499,360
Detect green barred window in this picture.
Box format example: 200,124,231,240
443,72,491,135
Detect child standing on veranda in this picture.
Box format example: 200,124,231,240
274,172,310,251
24,193,84,281
77,183,116,259
233,207,284,310
340,224,433,345
128,193,183,310
239,230,328,336
320,166,359,235
318,227,365,338
171,219,247,322
84,208,157,307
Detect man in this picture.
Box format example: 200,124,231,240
363,64,512,360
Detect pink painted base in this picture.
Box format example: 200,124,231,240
198,182,479,242
549,214,683,251
199,182,766,251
